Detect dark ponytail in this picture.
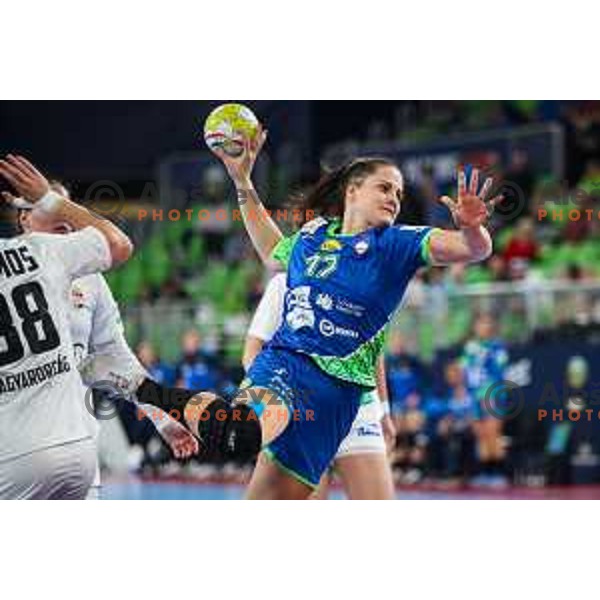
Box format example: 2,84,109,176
290,156,397,225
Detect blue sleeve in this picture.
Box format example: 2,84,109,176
381,225,435,275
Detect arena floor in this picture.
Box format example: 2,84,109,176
100,478,600,500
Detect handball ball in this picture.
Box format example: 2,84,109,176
204,103,260,157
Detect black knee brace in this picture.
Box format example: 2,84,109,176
196,400,262,462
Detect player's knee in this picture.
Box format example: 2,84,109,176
197,399,261,462
183,392,218,424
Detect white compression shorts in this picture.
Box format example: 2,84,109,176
335,393,386,458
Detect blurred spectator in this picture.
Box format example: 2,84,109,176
391,393,427,484
545,356,591,485
385,331,428,419
429,361,477,482
136,341,176,387
502,217,540,269
175,329,219,390
461,314,509,486
487,255,508,282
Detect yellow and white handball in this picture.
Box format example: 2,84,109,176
204,103,260,157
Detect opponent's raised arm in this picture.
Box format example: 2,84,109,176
0,154,133,265
428,167,501,265
210,128,283,263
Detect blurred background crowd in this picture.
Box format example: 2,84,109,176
2,100,600,490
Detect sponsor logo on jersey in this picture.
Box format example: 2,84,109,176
319,319,358,339
286,286,315,331
336,299,365,318
320,239,342,252
316,293,333,310
316,293,364,317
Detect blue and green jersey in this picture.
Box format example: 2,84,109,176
268,217,435,387
461,339,508,401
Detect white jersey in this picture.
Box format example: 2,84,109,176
0,228,111,463
247,273,287,341
247,273,386,458
69,273,129,368
69,272,169,433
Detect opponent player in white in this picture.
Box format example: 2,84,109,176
0,154,133,499
13,181,199,499
244,272,396,499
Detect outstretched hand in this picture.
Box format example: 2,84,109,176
438,167,503,229
209,126,267,186
0,155,50,202
159,419,200,460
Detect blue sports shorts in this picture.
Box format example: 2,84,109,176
243,347,363,488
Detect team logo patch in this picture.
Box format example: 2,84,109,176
71,285,87,309
354,239,369,255
320,239,342,252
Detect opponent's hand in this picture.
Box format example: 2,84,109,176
0,155,50,202
381,413,397,453
210,126,267,187
438,167,503,229
159,419,200,460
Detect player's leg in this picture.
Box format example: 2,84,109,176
472,416,496,482
333,399,394,499
310,473,332,500
79,352,272,462
488,417,506,483
245,452,314,500
244,348,361,500
335,453,394,500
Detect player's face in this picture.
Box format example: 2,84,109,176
346,165,403,227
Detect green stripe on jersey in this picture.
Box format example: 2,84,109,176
420,228,438,265
307,326,387,388
270,232,301,268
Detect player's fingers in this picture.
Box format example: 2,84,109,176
469,168,479,196
211,145,231,165
244,133,254,158
5,155,31,180
438,195,458,211
457,168,467,198
479,177,493,200
486,194,504,214
0,161,24,186
11,155,42,178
